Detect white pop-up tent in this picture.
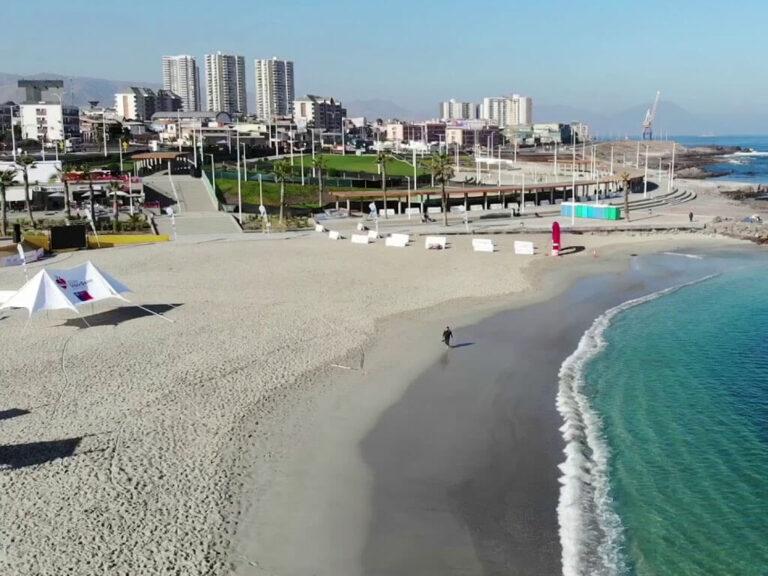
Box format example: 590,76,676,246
47,261,131,306
1,260,172,323
0,269,79,315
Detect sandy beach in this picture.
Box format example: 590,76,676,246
0,229,744,575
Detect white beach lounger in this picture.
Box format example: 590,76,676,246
471,238,495,253
424,236,447,250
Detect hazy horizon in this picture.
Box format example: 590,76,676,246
4,1,768,114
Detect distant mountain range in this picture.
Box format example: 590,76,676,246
3,72,766,135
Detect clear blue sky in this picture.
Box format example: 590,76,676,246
3,0,766,117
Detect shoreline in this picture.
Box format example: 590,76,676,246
0,230,751,575
226,236,748,575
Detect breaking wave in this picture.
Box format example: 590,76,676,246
556,275,717,576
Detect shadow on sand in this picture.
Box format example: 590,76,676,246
0,437,82,469
450,342,475,349
0,408,31,421
60,303,182,328
558,246,585,256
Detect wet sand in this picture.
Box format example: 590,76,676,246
231,248,725,576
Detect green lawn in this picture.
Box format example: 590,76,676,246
216,179,319,207
293,154,427,177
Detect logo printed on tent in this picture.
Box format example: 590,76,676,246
73,290,94,302
56,276,67,289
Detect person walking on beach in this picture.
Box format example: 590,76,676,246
442,326,453,347
689,211,694,223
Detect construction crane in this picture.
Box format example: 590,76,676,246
642,91,661,140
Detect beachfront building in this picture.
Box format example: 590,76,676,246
204,52,247,115
384,122,446,145
254,57,295,121
115,88,182,121
0,101,19,136
439,99,481,120
445,125,503,149
293,95,346,132
162,55,201,112
19,102,80,143
481,94,533,127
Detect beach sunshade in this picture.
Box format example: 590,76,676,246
0,270,79,316
47,261,131,306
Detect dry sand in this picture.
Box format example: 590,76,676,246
0,230,745,575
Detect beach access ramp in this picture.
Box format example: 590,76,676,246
143,174,241,236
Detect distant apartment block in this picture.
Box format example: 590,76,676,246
19,102,80,142
445,125,502,148
439,99,480,121
481,94,533,127
255,57,295,120
162,55,200,112
204,52,247,115
115,87,181,121
0,101,18,135
385,122,446,144
293,95,346,132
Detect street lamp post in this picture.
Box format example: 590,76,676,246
10,104,18,162
643,145,649,199
208,153,216,195
311,129,316,177
236,129,242,223
405,175,411,219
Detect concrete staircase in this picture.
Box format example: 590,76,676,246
143,174,241,236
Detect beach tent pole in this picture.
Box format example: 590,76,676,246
131,303,175,323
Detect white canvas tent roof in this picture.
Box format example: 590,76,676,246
1,260,172,323
0,270,79,316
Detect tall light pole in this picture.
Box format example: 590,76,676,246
643,144,649,199
208,153,216,195
311,129,316,177
610,145,614,175
554,142,558,176
405,175,411,219
102,108,107,157
571,141,576,225
299,146,306,186
10,104,18,162
236,128,242,223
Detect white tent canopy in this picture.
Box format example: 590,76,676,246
0,270,79,316
47,261,131,307
1,261,172,322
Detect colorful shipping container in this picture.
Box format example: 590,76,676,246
560,202,621,221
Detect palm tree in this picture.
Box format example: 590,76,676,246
273,159,292,223
78,164,97,224
0,168,17,237
15,155,36,226
376,150,392,218
619,170,632,222
424,152,455,226
312,155,328,209
53,164,73,221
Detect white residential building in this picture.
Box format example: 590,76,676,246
254,57,295,120
162,55,200,112
293,95,346,132
20,103,80,143
204,52,247,115
481,94,533,127
439,99,480,120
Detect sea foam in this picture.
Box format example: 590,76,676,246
556,275,717,576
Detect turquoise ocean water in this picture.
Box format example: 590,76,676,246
557,254,768,575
